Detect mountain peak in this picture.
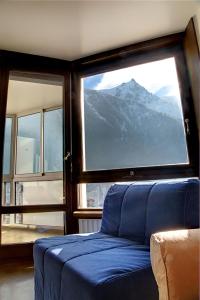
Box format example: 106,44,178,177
122,78,136,85
98,78,147,98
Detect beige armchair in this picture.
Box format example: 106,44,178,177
150,229,200,300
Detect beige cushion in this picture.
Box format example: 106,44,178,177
150,229,200,300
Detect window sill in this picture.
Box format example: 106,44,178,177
73,210,102,219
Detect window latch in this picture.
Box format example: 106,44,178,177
64,152,71,161
185,118,190,135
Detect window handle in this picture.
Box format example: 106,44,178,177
64,152,71,161
185,119,190,135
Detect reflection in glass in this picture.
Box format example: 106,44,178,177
1,212,64,244
16,113,41,174
44,109,63,172
15,181,63,206
79,183,113,208
82,57,188,171
3,118,12,175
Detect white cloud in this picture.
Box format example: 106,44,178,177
95,57,181,99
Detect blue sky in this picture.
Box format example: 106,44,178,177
84,74,103,89
83,57,181,101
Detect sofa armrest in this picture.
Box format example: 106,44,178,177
150,229,200,300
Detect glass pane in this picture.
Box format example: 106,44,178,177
82,57,188,171
2,182,11,206
15,181,63,205
16,113,41,174
3,118,12,175
1,212,64,244
78,183,113,208
44,109,63,172
6,72,63,176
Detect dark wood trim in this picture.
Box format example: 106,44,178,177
0,50,70,75
73,32,184,75
75,165,197,184
0,59,9,245
64,70,79,234
71,70,83,180
77,208,102,211
73,210,102,219
0,243,33,260
1,204,66,214
0,66,9,206
173,44,199,175
0,256,33,266
183,18,200,139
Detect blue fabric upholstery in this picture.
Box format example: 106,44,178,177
145,179,199,243
101,184,130,235
34,179,199,300
119,182,154,243
101,179,199,244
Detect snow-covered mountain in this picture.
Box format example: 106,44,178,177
99,79,182,120
84,80,188,171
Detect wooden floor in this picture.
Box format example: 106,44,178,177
0,260,34,300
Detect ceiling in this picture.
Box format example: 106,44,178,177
0,1,199,61
7,79,63,114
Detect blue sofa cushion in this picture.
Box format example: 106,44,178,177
101,184,130,236
34,232,158,300
101,179,199,245
118,182,154,243
145,179,199,244
61,244,158,300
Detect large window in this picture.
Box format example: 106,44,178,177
82,57,188,171
74,41,199,211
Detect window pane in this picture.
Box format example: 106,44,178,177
1,212,64,244
82,57,188,171
78,183,113,208
44,109,63,172
3,118,12,175
16,113,41,174
2,182,11,206
15,181,63,205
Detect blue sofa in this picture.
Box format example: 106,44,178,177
34,179,199,300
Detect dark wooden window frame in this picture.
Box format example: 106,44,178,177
0,51,78,259
71,32,199,191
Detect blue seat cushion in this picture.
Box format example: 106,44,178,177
34,232,158,300
61,243,158,300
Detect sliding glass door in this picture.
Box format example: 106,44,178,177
0,71,70,251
